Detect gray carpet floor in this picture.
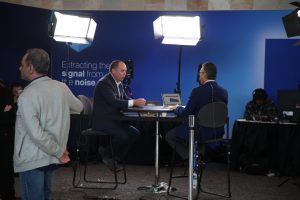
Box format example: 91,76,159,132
13,162,300,200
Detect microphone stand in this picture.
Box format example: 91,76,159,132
63,42,71,86
123,78,133,98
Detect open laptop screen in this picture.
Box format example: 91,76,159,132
162,93,181,106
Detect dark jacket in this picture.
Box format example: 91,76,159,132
243,100,277,120
92,73,130,130
175,81,228,141
0,86,14,131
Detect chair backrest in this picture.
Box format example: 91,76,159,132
78,95,93,115
197,102,228,128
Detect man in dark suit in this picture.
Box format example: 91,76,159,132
166,62,228,160
92,60,146,169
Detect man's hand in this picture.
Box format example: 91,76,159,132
3,104,12,112
133,98,146,107
169,105,180,110
59,150,70,164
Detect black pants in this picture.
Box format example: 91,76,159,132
100,125,140,162
0,129,15,200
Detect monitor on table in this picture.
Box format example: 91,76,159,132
277,90,300,122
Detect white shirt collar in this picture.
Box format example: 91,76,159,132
204,80,215,84
110,72,121,85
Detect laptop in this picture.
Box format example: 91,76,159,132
161,93,182,107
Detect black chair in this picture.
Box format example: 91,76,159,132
72,128,127,190
167,102,231,199
78,95,93,115
167,138,189,199
72,95,127,190
195,102,231,199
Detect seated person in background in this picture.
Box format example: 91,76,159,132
165,62,228,160
11,82,24,108
92,60,146,170
0,79,16,200
244,88,277,121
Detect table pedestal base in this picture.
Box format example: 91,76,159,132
138,182,171,193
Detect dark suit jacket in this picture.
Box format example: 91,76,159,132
0,86,14,132
174,81,228,141
92,73,130,130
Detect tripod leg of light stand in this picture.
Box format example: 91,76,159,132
278,178,290,187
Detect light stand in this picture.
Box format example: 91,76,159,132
175,45,183,94
150,15,200,197
153,15,201,94
123,59,134,98
49,11,97,44
282,1,300,38
279,1,300,187
65,42,71,85
123,78,133,98
48,11,97,85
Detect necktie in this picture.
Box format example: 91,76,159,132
118,84,123,99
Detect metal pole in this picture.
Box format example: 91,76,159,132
175,45,182,94
154,113,160,186
188,115,195,200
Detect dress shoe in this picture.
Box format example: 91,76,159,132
102,157,123,172
98,146,106,157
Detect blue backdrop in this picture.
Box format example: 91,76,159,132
265,38,300,103
1,2,299,135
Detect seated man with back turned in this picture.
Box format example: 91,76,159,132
166,62,228,160
92,60,146,170
243,88,277,121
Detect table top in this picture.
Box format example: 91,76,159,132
71,109,185,122
125,105,174,112
122,105,178,118
236,118,297,125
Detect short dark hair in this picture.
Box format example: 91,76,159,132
202,62,217,80
0,78,5,88
25,48,49,74
11,82,24,89
109,60,123,72
252,88,268,101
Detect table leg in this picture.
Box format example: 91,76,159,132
137,113,169,193
151,114,169,193
154,119,159,186
188,115,195,200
